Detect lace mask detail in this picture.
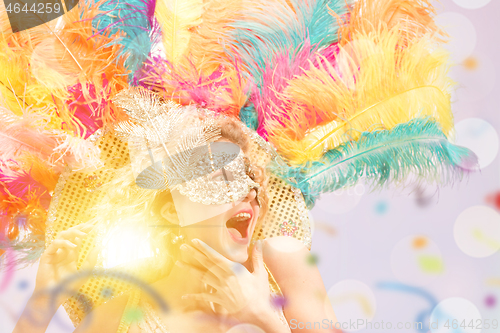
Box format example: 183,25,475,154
173,151,260,205
135,141,242,190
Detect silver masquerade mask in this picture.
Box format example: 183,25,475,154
174,149,261,205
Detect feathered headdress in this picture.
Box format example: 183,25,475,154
0,0,476,301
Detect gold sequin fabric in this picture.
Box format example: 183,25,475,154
137,301,169,333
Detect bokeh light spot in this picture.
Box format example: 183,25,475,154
315,185,365,215
430,297,482,333
435,12,476,63
454,206,500,258
266,235,306,253
226,324,265,333
451,53,496,102
326,280,376,332
453,0,491,9
454,118,499,169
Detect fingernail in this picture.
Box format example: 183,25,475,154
191,239,199,244
256,240,262,251
175,261,184,268
181,295,188,300
180,244,188,251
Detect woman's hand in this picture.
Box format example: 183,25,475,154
13,223,99,333
34,223,99,306
177,239,274,322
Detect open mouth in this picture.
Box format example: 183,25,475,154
225,210,253,244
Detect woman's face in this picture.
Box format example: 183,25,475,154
168,139,261,263
175,187,260,263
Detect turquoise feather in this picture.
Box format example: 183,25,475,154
90,0,157,83
0,235,45,268
296,0,352,47
271,118,479,208
239,105,259,130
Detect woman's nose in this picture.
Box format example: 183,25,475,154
243,188,257,202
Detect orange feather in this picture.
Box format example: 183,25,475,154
336,0,447,47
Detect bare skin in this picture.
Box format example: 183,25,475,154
12,223,99,333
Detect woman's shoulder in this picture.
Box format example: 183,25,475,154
73,292,132,333
262,236,318,288
262,236,310,267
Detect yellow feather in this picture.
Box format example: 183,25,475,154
155,0,203,65
266,27,454,164
0,37,64,118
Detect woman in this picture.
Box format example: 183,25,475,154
13,115,340,333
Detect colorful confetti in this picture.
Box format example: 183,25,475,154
417,255,444,274
484,294,496,308
124,307,144,323
413,236,429,249
306,253,319,265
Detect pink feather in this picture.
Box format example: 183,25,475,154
0,168,51,210
67,80,108,139
0,106,102,172
253,41,340,138
0,106,59,163
137,56,244,113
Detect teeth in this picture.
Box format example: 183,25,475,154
233,212,251,219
